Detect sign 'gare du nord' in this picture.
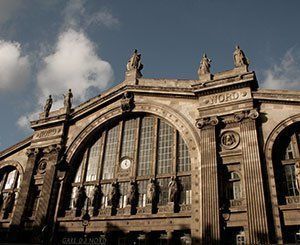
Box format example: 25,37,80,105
0,46,300,244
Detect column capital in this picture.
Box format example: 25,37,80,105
42,144,62,155
26,148,40,157
221,109,259,124
195,116,219,129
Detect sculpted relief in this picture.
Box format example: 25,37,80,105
221,131,240,150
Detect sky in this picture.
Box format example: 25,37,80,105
0,0,300,150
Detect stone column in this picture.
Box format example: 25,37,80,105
11,148,40,227
33,144,61,227
196,116,220,244
236,109,269,244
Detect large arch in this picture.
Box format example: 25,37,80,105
264,113,300,243
65,102,201,171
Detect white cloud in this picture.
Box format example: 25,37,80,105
36,28,113,104
261,48,300,90
17,0,117,132
0,40,30,91
63,0,119,30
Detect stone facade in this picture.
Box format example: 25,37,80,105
0,49,300,244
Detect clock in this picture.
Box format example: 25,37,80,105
120,158,131,170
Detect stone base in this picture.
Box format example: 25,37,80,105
158,202,175,213
198,73,212,82
99,206,112,216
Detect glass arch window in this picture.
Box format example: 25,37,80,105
0,166,20,219
68,114,192,211
281,129,300,197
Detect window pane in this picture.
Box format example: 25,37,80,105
121,119,137,158
179,176,192,205
138,180,148,207
157,121,174,174
102,125,119,180
158,178,169,205
138,117,154,176
177,135,191,172
85,138,101,182
4,170,17,190
284,164,299,196
74,150,87,183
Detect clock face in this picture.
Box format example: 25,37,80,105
120,158,131,170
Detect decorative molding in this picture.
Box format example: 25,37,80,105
43,144,62,154
221,131,240,150
121,92,134,113
195,116,219,129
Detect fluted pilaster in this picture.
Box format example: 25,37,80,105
239,111,269,244
196,116,220,244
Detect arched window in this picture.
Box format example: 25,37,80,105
226,172,242,200
0,166,20,219
272,124,300,205
282,131,300,197
67,114,192,213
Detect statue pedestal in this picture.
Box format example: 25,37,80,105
233,65,248,73
99,206,113,216
125,69,142,85
199,73,212,82
123,205,132,215
158,202,175,213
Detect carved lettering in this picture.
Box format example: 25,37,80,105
35,128,62,139
204,91,244,105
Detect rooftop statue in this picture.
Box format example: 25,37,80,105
198,53,212,77
43,95,52,118
63,89,73,111
126,49,143,72
233,45,249,68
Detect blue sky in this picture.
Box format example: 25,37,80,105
0,0,300,150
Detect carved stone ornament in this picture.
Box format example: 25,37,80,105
168,176,179,203
198,53,212,77
37,160,47,174
110,181,120,208
26,148,40,157
126,49,143,72
295,161,300,192
63,89,73,111
233,45,249,68
221,131,240,150
73,186,87,210
196,116,219,129
2,191,15,213
43,95,52,118
234,109,259,122
121,92,134,113
91,185,101,210
146,178,157,204
43,144,62,154
127,180,138,206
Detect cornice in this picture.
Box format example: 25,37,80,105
253,89,300,104
0,135,32,160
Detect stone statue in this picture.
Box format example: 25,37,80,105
110,181,119,207
295,162,300,192
146,178,156,204
168,176,178,203
127,180,137,206
63,89,73,110
233,45,249,68
126,49,143,72
2,191,15,213
198,53,212,77
43,95,52,117
73,186,86,210
91,185,101,209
